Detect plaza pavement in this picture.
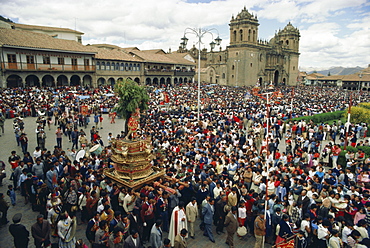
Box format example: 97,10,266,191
0,115,273,248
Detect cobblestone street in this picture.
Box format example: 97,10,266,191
0,115,271,248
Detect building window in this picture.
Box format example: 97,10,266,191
71,58,77,65
58,57,65,65
107,62,111,70
222,73,225,79
115,63,119,70
219,55,222,62
293,66,295,70
250,63,253,67
84,59,89,66
248,29,251,41
233,30,237,42
129,63,132,71
232,65,235,70
286,40,289,45
240,29,243,42
27,55,35,64
101,62,105,70
253,30,256,42
121,63,124,71
97,62,100,70
7,54,16,63
111,62,115,71
137,64,140,71
259,54,263,62
125,63,128,70
43,56,50,64
133,64,136,71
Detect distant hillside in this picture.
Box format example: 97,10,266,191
308,66,364,76
0,15,14,23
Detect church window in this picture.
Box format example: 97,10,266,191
253,30,256,42
222,73,225,79
240,30,243,41
232,65,235,70
248,29,251,41
219,55,222,61
233,30,237,42
250,63,253,67
286,40,289,45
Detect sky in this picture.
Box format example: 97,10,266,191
1,0,369,71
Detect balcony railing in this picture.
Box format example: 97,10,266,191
144,69,174,76
174,70,195,76
1,62,95,72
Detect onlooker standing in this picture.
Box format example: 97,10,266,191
254,211,266,248
9,213,29,248
174,228,188,248
6,185,16,206
202,198,215,243
20,133,28,154
186,197,198,239
0,193,9,224
55,127,63,148
31,214,51,248
0,113,5,135
224,206,239,248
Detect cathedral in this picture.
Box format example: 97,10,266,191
179,7,300,86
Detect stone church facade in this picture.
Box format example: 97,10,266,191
183,7,300,86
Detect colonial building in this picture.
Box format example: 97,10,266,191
0,28,95,88
178,7,301,86
0,25,195,88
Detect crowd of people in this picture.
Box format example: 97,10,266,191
0,83,370,248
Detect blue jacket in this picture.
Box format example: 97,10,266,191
202,203,214,225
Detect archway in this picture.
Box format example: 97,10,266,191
97,77,106,86
153,78,158,86
184,78,188,83
282,78,286,85
83,75,92,87
70,75,81,86
7,75,23,88
160,77,165,86
127,77,132,81
42,75,55,87
174,78,178,85
117,77,123,82
134,77,140,84
179,78,183,85
259,77,262,84
108,78,115,86
57,75,68,87
25,75,40,87
146,78,151,85
166,78,171,86
273,70,279,86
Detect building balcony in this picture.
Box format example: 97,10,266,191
174,70,195,76
144,69,174,76
1,62,95,72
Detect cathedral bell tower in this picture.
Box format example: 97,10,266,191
229,6,259,46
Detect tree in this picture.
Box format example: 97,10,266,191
114,79,149,132
328,71,331,76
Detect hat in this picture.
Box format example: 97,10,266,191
314,199,322,203
27,173,33,178
12,213,22,223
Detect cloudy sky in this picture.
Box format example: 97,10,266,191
1,0,369,70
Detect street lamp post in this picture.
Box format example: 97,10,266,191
234,59,240,87
359,72,363,102
181,28,221,121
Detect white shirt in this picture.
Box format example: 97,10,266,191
238,207,247,219
341,226,352,244
318,224,329,240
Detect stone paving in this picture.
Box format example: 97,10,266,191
0,115,272,248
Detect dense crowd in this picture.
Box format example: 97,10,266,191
0,84,370,248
